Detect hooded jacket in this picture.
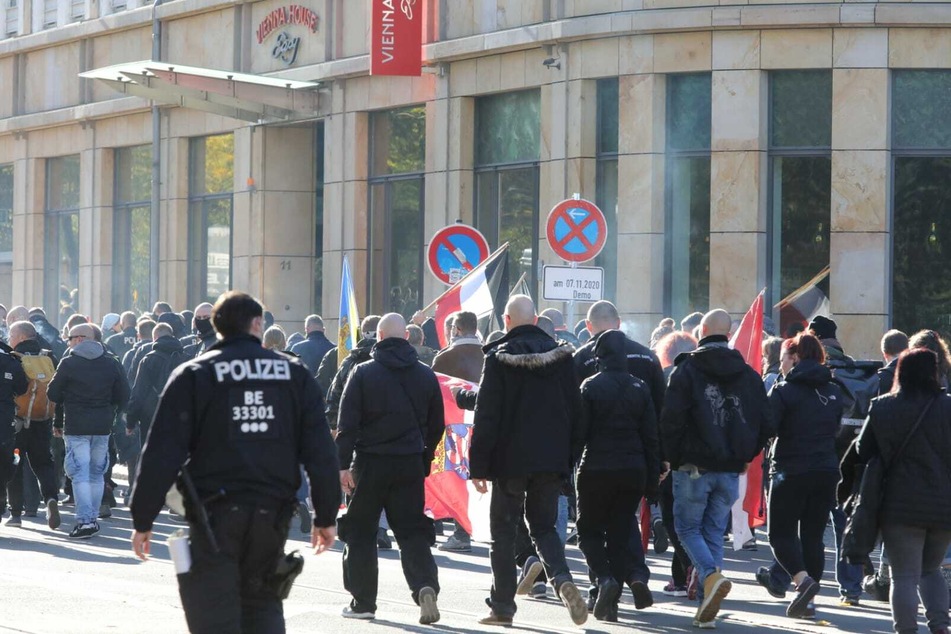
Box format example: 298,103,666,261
470,325,584,480
578,330,659,488
767,359,843,476
47,340,130,436
660,335,773,473
574,329,665,418
126,335,187,433
857,391,951,530
325,337,376,430
290,330,335,375
335,337,444,469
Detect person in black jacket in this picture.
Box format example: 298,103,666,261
122,319,155,379
877,329,909,396
125,324,186,446
130,291,339,634
106,312,138,362
0,336,29,523
5,321,59,530
316,315,381,398
290,314,334,375
576,330,659,622
660,309,772,628
856,348,951,634
470,295,588,627
765,334,844,619
336,313,443,625
182,303,216,359
48,324,130,539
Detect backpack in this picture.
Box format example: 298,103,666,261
14,351,56,421
828,359,883,458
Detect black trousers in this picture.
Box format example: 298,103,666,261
9,420,58,514
577,469,644,586
178,501,291,634
767,470,838,582
0,423,15,504
489,473,572,616
341,453,439,613
660,474,692,587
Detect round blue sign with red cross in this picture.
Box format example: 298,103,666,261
427,224,491,286
546,198,608,263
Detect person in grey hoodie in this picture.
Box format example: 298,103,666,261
48,324,130,539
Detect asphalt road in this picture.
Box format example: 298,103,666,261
0,485,904,634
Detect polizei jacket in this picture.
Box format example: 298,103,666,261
470,325,584,480
660,336,772,473
129,335,340,532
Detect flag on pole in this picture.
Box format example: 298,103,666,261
337,256,360,369
774,266,831,337
509,272,533,302
728,289,767,550
424,373,488,537
432,245,509,349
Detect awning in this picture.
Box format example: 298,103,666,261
79,61,321,124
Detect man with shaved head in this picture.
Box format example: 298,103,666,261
659,308,772,628
290,314,334,374
47,323,130,538
470,295,588,627
336,313,444,624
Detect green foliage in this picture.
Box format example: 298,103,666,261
372,106,426,176
668,74,711,152
894,157,951,332
192,134,235,195
770,71,832,148
893,71,951,150
476,91,541,166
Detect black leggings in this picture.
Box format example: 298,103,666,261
660,474,691,586
767,470,837,582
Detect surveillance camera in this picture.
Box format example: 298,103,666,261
542,57,561,70
543,57,557,66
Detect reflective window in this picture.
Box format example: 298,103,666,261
314,122,324,315
188,134,234,305
113,145,151,313
368,106,425,318
0,164,12,257
768,71,832,334
596,78,619,302
475,90,541,295
666,74,711,319
45,155,81,324
893,71,951,332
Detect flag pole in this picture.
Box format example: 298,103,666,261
509,271,527,295
419,242,510,315
774,266,830,310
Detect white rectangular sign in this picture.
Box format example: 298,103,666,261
543,265,604,302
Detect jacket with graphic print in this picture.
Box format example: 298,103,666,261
767,358,843,476
470,324,585,480
660,335,773,473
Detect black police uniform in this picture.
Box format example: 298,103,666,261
0,349,28,499
130,334,340,634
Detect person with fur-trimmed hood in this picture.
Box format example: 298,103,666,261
470,295,588,628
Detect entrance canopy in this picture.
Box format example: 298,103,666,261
79,61,321,123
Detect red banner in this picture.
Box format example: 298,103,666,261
370,0,422,76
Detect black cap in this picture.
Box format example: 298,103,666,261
808,315,837,340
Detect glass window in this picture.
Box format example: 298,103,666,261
476,91,541,166
368,107,425,318
666,74,711,318
45,156,81,323
596,79,619,302
314,122,324,315
113,145,151,313
892,71,951,332
475,90,541,295
893,71,951,151
0,164,13,257
188,134,234,305
768,71,832,334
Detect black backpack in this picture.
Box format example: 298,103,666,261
828,359,883,458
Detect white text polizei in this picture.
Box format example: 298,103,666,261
213,358,291,383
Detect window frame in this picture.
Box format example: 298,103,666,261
595,78,619,303
187,135,235,307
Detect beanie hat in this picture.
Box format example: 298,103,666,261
808,315,837,340
100,313,120,333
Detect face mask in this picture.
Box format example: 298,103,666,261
195,318,214,337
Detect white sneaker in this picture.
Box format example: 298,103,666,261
341,606,375,620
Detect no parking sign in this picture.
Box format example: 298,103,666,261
427,224,491,286
545,198,607,263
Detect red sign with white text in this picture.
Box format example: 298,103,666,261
370,0,422,76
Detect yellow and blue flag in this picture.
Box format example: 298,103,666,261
337,256,360,368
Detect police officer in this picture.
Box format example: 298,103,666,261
130,291,340,634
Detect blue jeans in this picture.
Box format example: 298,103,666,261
64,435,109,525
557,495,569,545
673,470,739,599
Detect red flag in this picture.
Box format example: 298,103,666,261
433,247,508,348
729,289,768,529
424,373,478,534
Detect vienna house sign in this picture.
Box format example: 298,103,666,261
256,5,319,66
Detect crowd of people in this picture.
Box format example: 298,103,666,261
2,294,951,634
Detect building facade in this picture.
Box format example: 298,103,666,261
1,0,949,357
